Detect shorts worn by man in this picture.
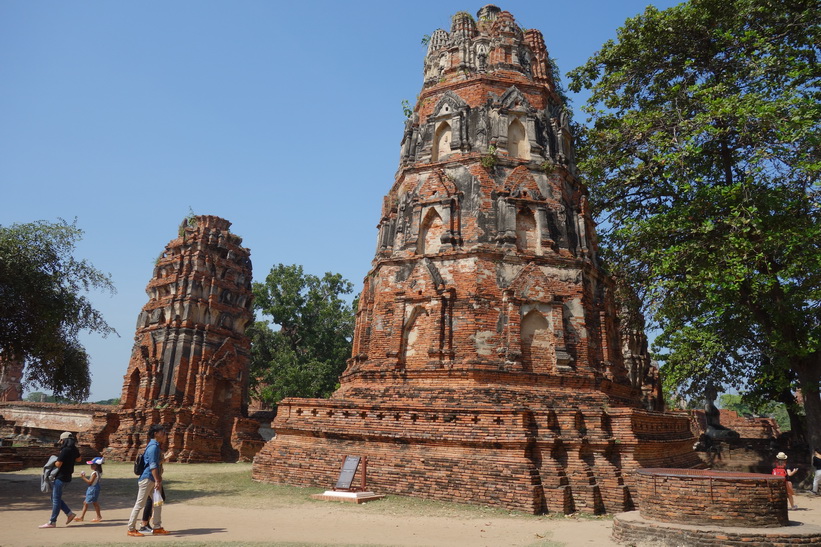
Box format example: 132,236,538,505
126,425,170,536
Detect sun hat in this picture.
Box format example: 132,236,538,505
86,457,104,465
776,452,788,460
59,431,73,440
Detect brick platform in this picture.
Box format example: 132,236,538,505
635,468,788,527
613,510,821,546
252,5,700,514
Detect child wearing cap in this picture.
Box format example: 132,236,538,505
772,451,799,510
75,457,104,522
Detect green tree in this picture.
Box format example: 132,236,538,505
0,219,116,401
568,0,820,445
249,264,356,406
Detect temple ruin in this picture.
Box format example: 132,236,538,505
0,354,23,402
252,6,700,514
105,215,263,463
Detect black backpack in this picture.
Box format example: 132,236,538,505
133,451,146,476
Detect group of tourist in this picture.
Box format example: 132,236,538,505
38,423,169,537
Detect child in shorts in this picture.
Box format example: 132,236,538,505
75,457,104,522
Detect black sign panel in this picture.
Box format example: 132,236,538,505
334,456,361,490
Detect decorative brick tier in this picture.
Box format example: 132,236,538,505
636,468,788,527
613,510,821,546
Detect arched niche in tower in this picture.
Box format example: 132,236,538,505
494,86,540,160
418,207,444,255
521,309,552,374
400,304,430,369
431,121,452,162
122,368,141,409
508,117,531,160
515,207,539,254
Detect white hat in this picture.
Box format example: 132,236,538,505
59,431,73,440
776,452,788,460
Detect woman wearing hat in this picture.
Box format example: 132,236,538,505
38,432,81,528
773,451,799,510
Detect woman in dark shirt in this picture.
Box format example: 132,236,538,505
39,432,81,528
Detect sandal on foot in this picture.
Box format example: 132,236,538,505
66,513,76,525
91,518,102,522
73,517,84,522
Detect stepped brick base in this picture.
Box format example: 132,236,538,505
105,407,263,463
252,389,701,514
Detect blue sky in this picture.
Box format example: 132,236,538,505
1,1,681,401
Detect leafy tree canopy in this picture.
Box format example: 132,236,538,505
249,264,356,406
568,0,820,444
0,219,116,401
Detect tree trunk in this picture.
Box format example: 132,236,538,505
795,353,821,453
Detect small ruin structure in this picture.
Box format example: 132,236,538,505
0,354,24,402
613,468,821,545
252,6,700,514
105,215,263,462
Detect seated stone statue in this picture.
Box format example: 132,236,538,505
704,385,740,441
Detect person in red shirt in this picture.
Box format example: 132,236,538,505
773,451,799,509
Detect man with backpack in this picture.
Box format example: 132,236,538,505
126,424,170,537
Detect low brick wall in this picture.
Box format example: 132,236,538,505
613,510,821,546
13,445,101,469
635,468,787,527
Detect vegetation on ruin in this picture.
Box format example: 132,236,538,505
0,219,116,401
248,264,356,405
569,0,820,446
481,145,498,170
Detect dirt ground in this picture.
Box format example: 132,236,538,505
3,464,821,547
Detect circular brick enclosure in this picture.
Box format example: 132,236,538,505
635,468,788,527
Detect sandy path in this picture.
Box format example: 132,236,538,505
1,468,616,547
1,502,617,546
5,467,821,547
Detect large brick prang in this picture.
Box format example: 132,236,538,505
252,5,699,514
106,215,263,463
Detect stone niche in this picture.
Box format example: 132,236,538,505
251,6,701,514
105,215,263,463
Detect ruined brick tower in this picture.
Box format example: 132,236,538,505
106,215,263,463
252,6,699,513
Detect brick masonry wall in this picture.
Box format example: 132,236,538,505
635,468,788,527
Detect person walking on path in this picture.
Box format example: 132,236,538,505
812,450,821,495
75,457,104,522
126,425,170,537
773,451,799,510
38,432,81,528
